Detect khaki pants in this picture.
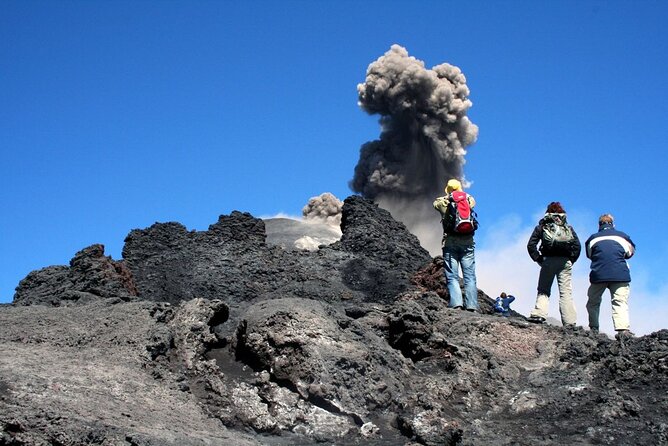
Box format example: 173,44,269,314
530,256,577,325
586,282,630,331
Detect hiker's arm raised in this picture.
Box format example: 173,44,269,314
433,196,449,214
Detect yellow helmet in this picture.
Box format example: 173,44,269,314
445,179,462,194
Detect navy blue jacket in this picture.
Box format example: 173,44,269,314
585,223,635,283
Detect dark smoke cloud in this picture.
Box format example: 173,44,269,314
302,192,343,226
350,45,479,255
351,44,478,200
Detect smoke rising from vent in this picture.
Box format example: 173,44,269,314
350,45,479,254
302,192,344,226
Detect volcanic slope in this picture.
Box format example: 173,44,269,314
2,195,667,445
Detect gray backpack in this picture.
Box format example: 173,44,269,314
541,214,574,250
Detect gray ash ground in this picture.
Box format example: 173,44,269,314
2,195,667,445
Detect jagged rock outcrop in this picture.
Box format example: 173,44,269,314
13,244,137,306
235,298,409,419
121,196,431,305
2,195,667,446
334,196,431,302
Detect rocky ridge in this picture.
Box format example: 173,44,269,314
2,195,667,445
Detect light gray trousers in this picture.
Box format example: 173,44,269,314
530,256,577,325
586,282,630,331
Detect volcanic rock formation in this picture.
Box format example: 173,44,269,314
1,196,667,445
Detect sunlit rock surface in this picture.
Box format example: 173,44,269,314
2,196,667,445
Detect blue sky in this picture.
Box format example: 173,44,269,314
1,1,666,334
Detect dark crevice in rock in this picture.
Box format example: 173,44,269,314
0,379,11,403
205,302,231,350
305,392,365,427
146,328,174,361
344,306,369,319
3,420,23,434
233,320,264,372
208,306,229,328
206,346,257,384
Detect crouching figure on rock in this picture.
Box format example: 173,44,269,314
493,292,516,317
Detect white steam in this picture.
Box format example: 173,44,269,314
302,192,344,226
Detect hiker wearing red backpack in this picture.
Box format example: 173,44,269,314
433,179,479,311
526,202,581,326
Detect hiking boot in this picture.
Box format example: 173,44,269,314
564,323,578,330
615,329,634,341
528,315,546,324
451,305,463,310
590,327,599,335
465,308,476,313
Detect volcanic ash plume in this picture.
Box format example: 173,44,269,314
302,192,344,226
350,44,479,254
352,44,478,200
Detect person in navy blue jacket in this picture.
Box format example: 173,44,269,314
585,214,636,338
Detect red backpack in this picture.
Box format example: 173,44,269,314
444,191,478,234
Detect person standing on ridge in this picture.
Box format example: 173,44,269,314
527,202,581,326
433,179,479,311
585,214,636,339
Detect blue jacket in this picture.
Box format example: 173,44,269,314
494,295,515,315
585,223,635,283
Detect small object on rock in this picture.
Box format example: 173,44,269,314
258,370,271,383
360,421,380,437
